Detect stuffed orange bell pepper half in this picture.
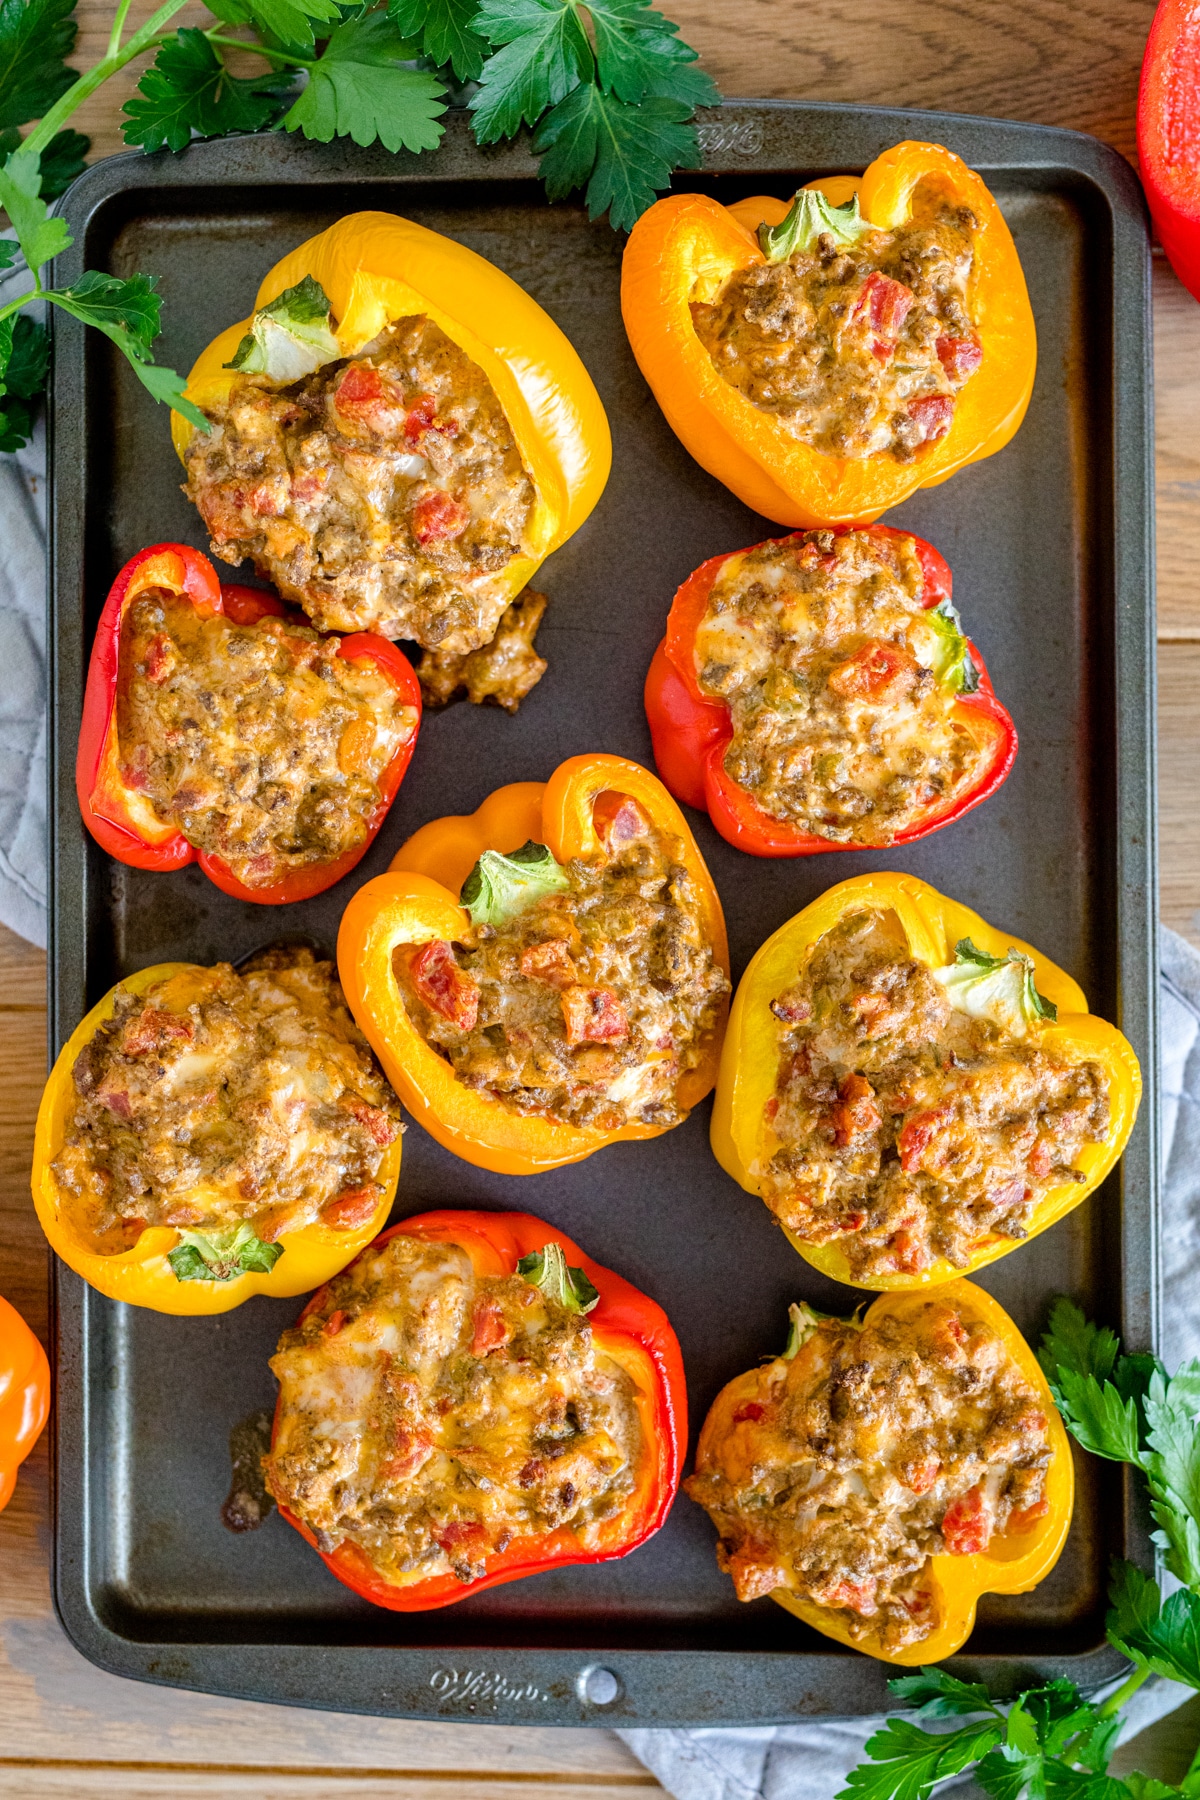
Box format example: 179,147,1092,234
265,1210,686,1609
713,873,1140,1289
77,543,421,903
622,142,1036,526
338,754,730,1175
687,1281,1072,1663
645,523,1015,855
33,949,402,1314
174,211,610,658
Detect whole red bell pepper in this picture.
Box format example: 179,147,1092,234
271,1210,687,1611
644,525,1017,858
76,543,422,904
1138,0,1200,302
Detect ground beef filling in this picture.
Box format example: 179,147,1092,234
265,1232,643,1586
51,949,402,1254
395,799,729,1131
183,316,535,654
692,189,980,461
760,910,1109,1280
696,529,989,845
685,1298,1052,1651
116,588,416,889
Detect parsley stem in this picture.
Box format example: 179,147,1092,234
21,0,194,162
106,0,136,60
0,294,33,327
1097,1665,1151,1718
203,30,315,67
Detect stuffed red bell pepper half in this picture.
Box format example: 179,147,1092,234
263,1210,686,1609
644,524,1016,857
77,543,421,904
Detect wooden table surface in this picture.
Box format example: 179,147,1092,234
4,1,1200,1792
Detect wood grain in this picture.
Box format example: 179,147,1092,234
7,0,1200,1786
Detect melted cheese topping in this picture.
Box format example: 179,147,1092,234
694,529,989,845
266,1233,644,1588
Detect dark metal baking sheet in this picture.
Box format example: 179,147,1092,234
47,101,1158,1725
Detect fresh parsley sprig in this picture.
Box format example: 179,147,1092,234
833,1299,1200,1800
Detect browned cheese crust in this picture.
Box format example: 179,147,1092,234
761,910,1109,1280
117,587,416,889
395,800,729,1131
685,1297,1051,1651
183,317,535,654
695,529,989,843
265,1231,643,1588
417,588,549,713
51,948,402,1253
692,188,980,461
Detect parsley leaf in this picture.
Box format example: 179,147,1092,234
206,0,342,52
835,1718,1004,1800
0,151,71,274
1107,1561,1200,1687
0,0,78,133
0,235,17,268
535,84,696,231
1039,1297,1121,1387
41,269,209,431
976,1739,1043,1800
586,0,718,107
1053,1365,1143,1464
123,29,293,154
0,313,49,398
470,0,591,141
389,0,488,80
0,396,32,451
35,126,89,198
888,1668,998,1719
1143,1361,1200,1586
283,11,446,152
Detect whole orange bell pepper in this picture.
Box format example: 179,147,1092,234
271,1209,687,1610
32,963,402,1315
712,872,1141,1290
0,1294,50,1512
337,753,730,1175
621,142,1036,527
693,1280,1073,1663
173,211,611,607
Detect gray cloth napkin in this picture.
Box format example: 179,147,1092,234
1,416,1196,1800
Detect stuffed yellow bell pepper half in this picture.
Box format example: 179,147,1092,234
712,872,1140,1289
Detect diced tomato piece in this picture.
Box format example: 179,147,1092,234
902,1588,932,1617
248,481,284,517
724,1542,786,1602
334,361,398,418
1027,1137,1053,1180
322,1186,381,1230
291,470,329,505
471,1297,510,1356
942,1483,993,1555
770,993,812,1023
908,393,955,442
519,940,578,988
828,1072,881,1147
827,639,917,700
811,1576,878,1615
122,1009,195,1057
403,394,438,443
96,1081,132,1118
593,791,650,848
409,940,479,1030
322,1309,347,1338
143,634,175,684
853,270,914,340
380,1424,434,1482
412,489,469,544
561,985,629,1046
1009,1498,1049,1533
888,1229,930,1274
838,1210,867,1233
906,1458,941,1495
764,1096,780,1121
733,1401,766,1424
936,334,983,381
341,1096,399,1146
898,1104,953,1173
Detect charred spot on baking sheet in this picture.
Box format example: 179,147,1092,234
222,1409,275,1533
